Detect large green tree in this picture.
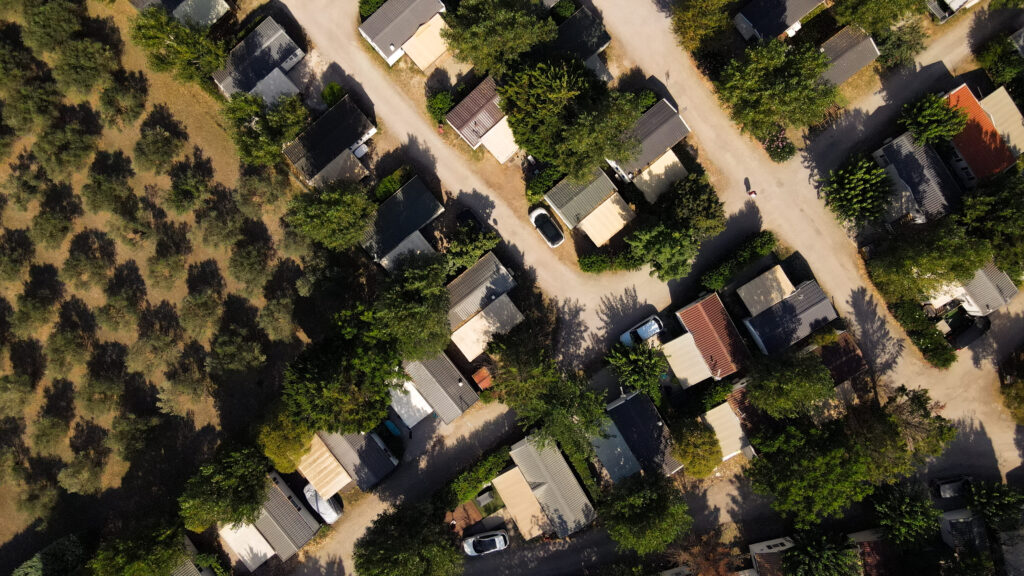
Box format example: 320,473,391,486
960,172,1024,282
441,0,556,78
824,155,894,226
782,533,862,576
88,523,187,576
900,93,968,147
286,180,376,251
671,418,722,479
605,342,668,402
966,481,1024,532
374,254,450,361
354,499,463,576
601,473,693,555
131,6,225,83
222,93,308,166
179,446,269,532
746,353,835,420
833,0,925,35
872,482,940,549
718,40,838,140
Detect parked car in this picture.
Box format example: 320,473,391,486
931,475,971,499
936,306,991,350
619,315,664,347
529,207,564,248
463,530,509,556
302,483,343,524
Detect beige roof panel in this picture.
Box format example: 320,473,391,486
634,150,688,204
297,435,353,498
480,116,520,164
737,265,795,317
981,87,1024,158
703,403,747,460
663,333,713,388
401,13,448,70
390,381,434,428
451,294,524,360
218,522,275,573
577,193,635,247
492,466,551,540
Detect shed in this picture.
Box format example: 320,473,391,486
319,431,398,491
218,522,275,573
362,176,444,263
734,0,825,40
492,466,552,540
283,96,377,186
451,294,525,361
212,17,305,98
297,434,354,498
633,149,688,204
608,99,690,179
400,13,448,70
981,87,1024,157
358,0,445,66
509,437,596,538
590,420,642,483
389,381,435,428
703,402,749,461
820,27,880,86
662,333,713,388
607,392,683,476
404,353,478,424
737,265,795,316
577,192,635,247
743,280,838,355
675,292,749,380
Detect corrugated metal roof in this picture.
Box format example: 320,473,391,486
447,252,516,329
739,0,824,38
362,176,444,261
212,18,304,95
949,84,1016,179
613,99,690,175
964,262,1019,315
676,293,749,380
256,473,319,560
358,0,443,59
319,432,397,491
545,169,618,228
744,280,838,355
981,87,1024,158
284,96,375,182
879,132,962,219
590,420,642,483
171,0,230,27
737,265,796,317
821,26,880,86
404,353,477,424
551,7,611,61
171,558,202,576
451,293,525,361
509,437,596,538
607,392,683,476
446,77,503,149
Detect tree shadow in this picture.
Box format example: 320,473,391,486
9,338,46,387
966,6,1024,56
927,417,1001,482
140,104,189,143
723,471,784,543
968,310,1024,370
370,133,440,194
264,257,303,300
40,379,76,424
846,287,904,376
69,420,110,466
186,259,226,297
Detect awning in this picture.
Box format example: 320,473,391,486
492,466,551,540
737,265,795,317
479,116,519,164
390,381,434,428
401,13,448,70
703,403,747,461
297,435,353,498
451,294,524,361
577,193,635,247
218,522,275,573
663,333,712,388
633,150,688,204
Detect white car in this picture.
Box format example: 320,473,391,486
462,530,509,556
302,483,343,524
619,315,664,347
529,207,565,248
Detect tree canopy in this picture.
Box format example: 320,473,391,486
354,499,463,576
223,93,308,166
286,181,376,251
782,533,862,576
441,0,556,78
718,40,837,140
872,482,940,549
179,446,269,532
960,171,1024,283
131,6,225,83
601,473,693,555
606,342,668,402
824,155,894,226
832,0,925,35
374,254,451,361
88,522,187,576
900,93,968,147
966,481,1024,532
746,353,835,420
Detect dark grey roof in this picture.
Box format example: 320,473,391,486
212,18,303,95
510,437,596,538
447,252,516,329
544,169,618,228
607,392,683,476
358,0,444,60
283,96,375,182
404,353,477,423
171,560,202,576
613,99,690,175
551,7,611,62
739,0,824,38
256,473,320,560
964,263,1019,314
880,132,963,219
744,280,838,355
320,432,397,491
362,176,444,261
821,27,880,86
446,77,503,149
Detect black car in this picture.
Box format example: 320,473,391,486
938,306,991,350
529,207,564,248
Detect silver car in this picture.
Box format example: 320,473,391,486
463,530,509,556
619,315,664,347
303,483,343,524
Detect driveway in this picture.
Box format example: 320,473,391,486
281,0,1024,573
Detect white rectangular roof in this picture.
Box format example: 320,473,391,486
401,12,448,70
218,522,275,573
492,466,551,540
451,293,524,360
480,116,520,164
297,434,353,498
704,403,747,460
634,149,688,204
981,87,1024,158
577,192,635,247
663,333,712,388
390,381,434,428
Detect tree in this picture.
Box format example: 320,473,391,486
181,260,225,339
718,40,837,140
782,533,861,576
23,0,83,52
98,261,147,331
258,405,313,473
165,340,210,397
606,342,668,401
426,90,454,124
444,221,500,275
374,254,450,361
832,0,925,35
63,229,117,289
167,146,213,214
966,481,1024,532
960,172,1024,282
872,482,940,549
900,93,968,147
672,0,732,52
14,264,64,335
626,224,698,281
236,163,292,218
286,180,376,250
5,150,51,210
441,0,557,78
824,155,893,226
34,104,103,175
663,174,727,242
128,301,183,371
131,6,225,83
671,418,722,478
88,523,187,576
601,473,693,555
30,183,83,249
54,38,119,93
877,21,927,71
179,446,269,532
99,69,149,128
979,38,1024,87
82,149,135,213
13,535,84,576
57,453,104,494
259,297,295,341
747,353,835,419
229,220,277,293
80,342,129,415
47,297,96,376
223,93,308,166
322,81,345,107
354,499,463,576
195,185,245,247
134,105,188,173
1,339,46,415
207,316,266,375
147,221,192,290
0,228,35,280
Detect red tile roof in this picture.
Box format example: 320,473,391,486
949,84,1016,179
675,293,748,379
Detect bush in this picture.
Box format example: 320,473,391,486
373,165,413,201
12,534,84,576
671,418,722,478
762,128,797,162
525,165,564,205
63,229,117,290
890,301,956,369
54,38,119,94
34,104,103,175
30,183,83,249
99,69,148,128
426,90,454,124
447,450,511,504
321,82,346,107
168,146,213,214
444,220,500,275
147,221,191,291
134,105,188,173
0,228,35,280
551,0,577,21
701,230,777,291
181,260,225,339
57,453,104,494
228,221,276,293
359,0,387,18
672,0,732,53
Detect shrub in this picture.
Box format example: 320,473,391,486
99,69,148,128
444,220,500,275
0,228,35,280
525,165,564,205
701,230,777,291
34,104,103,175
762,128,797,162
147,221,191,291
134,105,188,173
889,301,956,369
359,0,387,18
228,221,276,293
672,0,732,53
426,90,454,124
30,183,83,249
168,146,213,214
63,229,117,290
54,38,119,94
671,418,722,478
82,149,135,213
447,450,511,504
321,82,346,107
373,165,413,201
5,76,63,133
58,453,104,494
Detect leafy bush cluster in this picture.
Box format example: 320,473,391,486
701,230,777,291
446,450,511,504
671,418,722,478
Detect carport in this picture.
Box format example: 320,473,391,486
577,193,635,247
633,149,688,204
401,13,448,70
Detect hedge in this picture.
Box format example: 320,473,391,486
890,301,956,368
525,166,564,205
447,450,511,504
578,250,644,274
701,230,777,291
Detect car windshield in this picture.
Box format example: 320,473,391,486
636,319,662,341
473,537,499,553
535,214,562,243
